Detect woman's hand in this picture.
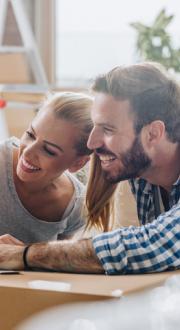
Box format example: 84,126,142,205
0,234,24,246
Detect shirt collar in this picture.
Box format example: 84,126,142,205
173,175,180,186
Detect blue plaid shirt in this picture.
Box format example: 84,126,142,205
93,176,180,274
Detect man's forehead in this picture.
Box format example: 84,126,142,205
91,93,132,122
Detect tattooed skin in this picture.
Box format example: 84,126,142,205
27,239,104,273
0,239,104,273
0,244,24,269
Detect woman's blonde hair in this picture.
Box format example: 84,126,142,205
85,154,117,232
41,91,93,156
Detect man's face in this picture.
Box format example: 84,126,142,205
87,93,151,183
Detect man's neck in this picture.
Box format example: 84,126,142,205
141,144,180,192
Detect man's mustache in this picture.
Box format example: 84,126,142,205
95,147,116,157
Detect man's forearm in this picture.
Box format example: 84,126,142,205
27,238,104,274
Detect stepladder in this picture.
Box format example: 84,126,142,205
0,0,48,86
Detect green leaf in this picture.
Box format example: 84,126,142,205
129,7,179,72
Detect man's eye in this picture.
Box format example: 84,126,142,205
44,146,56,156
104,127,113,134
26,131,35,139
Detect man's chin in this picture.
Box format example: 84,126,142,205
102,170,123,184
102,169,138,184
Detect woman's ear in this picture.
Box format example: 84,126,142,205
68,155,90,173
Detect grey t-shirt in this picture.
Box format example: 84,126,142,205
0,137,85,243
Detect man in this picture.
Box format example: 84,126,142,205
0,62,180,274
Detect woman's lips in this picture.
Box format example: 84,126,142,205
20,157,41,173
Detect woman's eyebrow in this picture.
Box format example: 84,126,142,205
31,124,36,135
44,140,64,152
31,124,64,152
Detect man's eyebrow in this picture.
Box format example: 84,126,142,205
97,122,116,129
31,124,64,152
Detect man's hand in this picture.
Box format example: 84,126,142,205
0,244,24,270
0,234,24,246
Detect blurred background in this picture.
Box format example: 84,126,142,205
0,0,180,139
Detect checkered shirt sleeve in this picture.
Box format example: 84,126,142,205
93,200,180,274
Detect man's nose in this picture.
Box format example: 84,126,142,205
87,128,103,150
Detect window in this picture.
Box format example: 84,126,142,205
55,0,180,87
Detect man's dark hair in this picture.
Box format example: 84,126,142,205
92,62,180,143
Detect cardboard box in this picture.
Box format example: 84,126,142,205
4,106,36,138
0,270,180,330
0,53,32,84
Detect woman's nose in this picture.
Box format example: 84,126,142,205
23,141,38,159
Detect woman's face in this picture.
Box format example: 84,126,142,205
16,108,83,184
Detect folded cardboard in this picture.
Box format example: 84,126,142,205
0,270,180,330
0,53,31,84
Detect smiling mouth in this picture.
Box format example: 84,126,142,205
21,157,41,171
98,154,116,165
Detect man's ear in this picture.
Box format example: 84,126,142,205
68,155,90,173
142,120,165,147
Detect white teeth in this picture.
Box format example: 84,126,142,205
99,155,115,161
22,158,40,170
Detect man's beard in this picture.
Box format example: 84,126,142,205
100,135,152,183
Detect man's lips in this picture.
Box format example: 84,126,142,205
95,152,117,166
98,154,116,162
96,148,116,159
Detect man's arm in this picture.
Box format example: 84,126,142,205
0,239,104,273
0,204,179,275
93,202,180,274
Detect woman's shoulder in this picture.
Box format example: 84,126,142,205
0,136,18,157
65,171,86,197
0,136,19,150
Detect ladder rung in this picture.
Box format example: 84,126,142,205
0,46,27,53
0,0,48,85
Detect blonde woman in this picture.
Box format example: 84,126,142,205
0,92,93,244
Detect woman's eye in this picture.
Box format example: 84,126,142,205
26,131,35,139
44,146,56,156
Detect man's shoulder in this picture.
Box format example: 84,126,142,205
128,178,153,195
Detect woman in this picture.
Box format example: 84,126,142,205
0,92,93,244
